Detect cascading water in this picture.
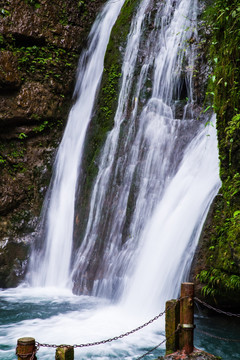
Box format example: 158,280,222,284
71,0,220,304
28,0,125,288
123,115,220,315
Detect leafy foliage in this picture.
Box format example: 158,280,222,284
0,8,10,17
11,45,77,82
24,0,41,10
198,269,240,296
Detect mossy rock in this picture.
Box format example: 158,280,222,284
192,0,240,307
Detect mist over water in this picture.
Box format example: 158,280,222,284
0,0,232,359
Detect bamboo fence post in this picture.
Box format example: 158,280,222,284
55,346,74,360
165,299,180,354
16,337,36,359
179,282,194,354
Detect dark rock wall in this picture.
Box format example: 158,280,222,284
0,0,105,287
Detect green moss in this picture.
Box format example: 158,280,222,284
0,155,6,166
0,8,10,17
59,2,68,25
24,0,41,10
9,44,78,83
0,140,29,177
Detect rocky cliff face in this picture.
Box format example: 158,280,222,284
0,0,105,287
190,0,240,310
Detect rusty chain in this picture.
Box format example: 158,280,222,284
194,297,240,318
135,324,181,360
16,343,39,360
135,338,167,360
34,298,181,352
195,328,240,342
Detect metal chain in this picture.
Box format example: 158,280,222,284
194,297,240,318
195,328,240,342
16,346,38,360
135,337,167,360
36,299,181,350
135,324,181,360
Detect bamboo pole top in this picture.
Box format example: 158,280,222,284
17,337,35,344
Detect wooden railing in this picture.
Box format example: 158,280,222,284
16,282,195,360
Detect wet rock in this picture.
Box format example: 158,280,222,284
0,174,26,215
0,81,60,127
159,349,220,360
0,237,30,287
0,0,104,51
16,82,59,118
0,50,21,89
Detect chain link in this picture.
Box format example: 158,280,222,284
16,345,38,360
135,324,181,360
135,337,167,360
36,299,181,350
195,328,240,342
194,297,240,318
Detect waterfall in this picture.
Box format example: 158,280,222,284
71,0,221,302
28,0,125,287
29,0,221,308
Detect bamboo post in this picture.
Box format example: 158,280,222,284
179,282,194,354
16,337,36,359
165,299,180,355
55,346,74,360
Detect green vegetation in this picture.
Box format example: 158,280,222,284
0,31,78,84
197,0,240,301
24,0,41,10
0,8,10,17
33,120,49,133
59,2,68,25
10,45,77,82
0,155,6,165
0,143,27,175
18,133,27,140
100,65,122,121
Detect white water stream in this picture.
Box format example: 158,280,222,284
0,0,223,359
123,116,221,316
28,0,125,288
70,0,219,303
